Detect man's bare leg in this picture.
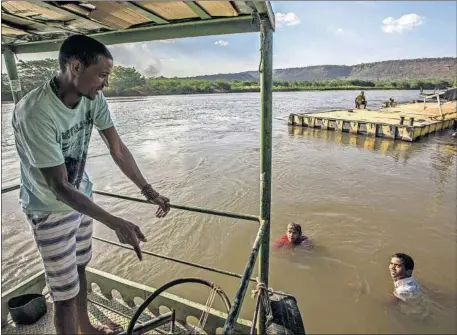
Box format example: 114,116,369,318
54,297,78,334
76,266,114,334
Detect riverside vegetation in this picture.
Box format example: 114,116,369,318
2,58,456,101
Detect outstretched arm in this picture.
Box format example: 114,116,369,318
40,164,146,260
99,126,170,217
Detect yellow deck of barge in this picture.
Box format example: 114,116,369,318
288,101,457,142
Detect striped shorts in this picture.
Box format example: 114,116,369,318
26,210,93,302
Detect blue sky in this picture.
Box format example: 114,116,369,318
3,1,456,77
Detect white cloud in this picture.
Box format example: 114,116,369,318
382,14,424,33
214,40,229,47
158,39,176,44
107,43,163,76
275,12,300,27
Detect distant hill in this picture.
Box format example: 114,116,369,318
182,57,456,82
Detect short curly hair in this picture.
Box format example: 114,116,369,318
59,34,113,72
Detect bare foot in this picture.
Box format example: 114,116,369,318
79,324,122,335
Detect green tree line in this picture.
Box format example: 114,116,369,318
2,58,456,101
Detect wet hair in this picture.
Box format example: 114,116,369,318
287,222,302,235
59,34,113,72
392,253,414,272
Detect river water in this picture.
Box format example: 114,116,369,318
1,91,456,334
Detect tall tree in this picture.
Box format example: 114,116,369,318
109,66,145,94
17,58,59,93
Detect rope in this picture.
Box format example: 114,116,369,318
251,278,273,317
198,287,217,331
250,278,273,334
251,278,296,299
249,278,297,334
251,11,265,74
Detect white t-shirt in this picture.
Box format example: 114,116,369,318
393,277,420,302
13,80,114,214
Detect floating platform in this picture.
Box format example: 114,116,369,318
288,101,457,142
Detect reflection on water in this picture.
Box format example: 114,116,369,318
2,91,456,334
430,143,457,207
288,124,457,216
288,125,425,164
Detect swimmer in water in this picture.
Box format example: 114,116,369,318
390,253,420,302
349,253,423,313
273,222,314,250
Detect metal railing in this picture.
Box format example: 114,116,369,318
1,182,267,332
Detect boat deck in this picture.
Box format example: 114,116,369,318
288,101,457,142
2,268,252,335
2,289,193,335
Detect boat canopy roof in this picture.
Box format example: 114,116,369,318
1,1,275,54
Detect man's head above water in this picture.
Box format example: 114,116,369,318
286,222,302,243
58,34,113,100
389,253,414,281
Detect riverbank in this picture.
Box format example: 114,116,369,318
0,87,427,104
3,59,454,101
101,86,423,98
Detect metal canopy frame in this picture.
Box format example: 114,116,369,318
4,16,263,54
1,2,274,334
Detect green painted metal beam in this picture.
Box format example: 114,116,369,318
3,48,23,104
240,1,257,13
92,190,259,222
93,236,257,283
254,1,275,31
222,220,268,334
257,19,273,335
185,1,211,20
3,16,259,54
121,2,169,24
1,184,259,222
232,1,254,14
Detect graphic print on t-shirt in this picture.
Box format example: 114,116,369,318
61,110,94,188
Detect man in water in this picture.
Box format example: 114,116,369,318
273,222,313,250
355,91,367,109
390,253,420,302
12,35,170,334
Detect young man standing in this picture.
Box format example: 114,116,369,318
12,34,170,334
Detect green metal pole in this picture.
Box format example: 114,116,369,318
0,185,259,222
222,220,268,334
3,48,23,104
258,19,273,335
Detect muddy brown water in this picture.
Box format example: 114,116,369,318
2,91,456,333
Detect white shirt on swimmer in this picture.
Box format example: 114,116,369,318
393,276,420,302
